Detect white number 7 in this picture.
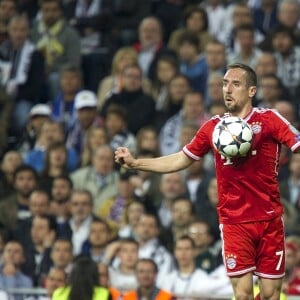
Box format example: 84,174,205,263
275,250,284,271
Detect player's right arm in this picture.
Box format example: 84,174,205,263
115,147,194,173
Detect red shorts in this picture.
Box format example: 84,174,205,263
220,216,285,279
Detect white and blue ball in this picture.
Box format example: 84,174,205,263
212,117,253,158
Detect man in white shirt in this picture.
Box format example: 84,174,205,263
134,213,175,283
104,238,139,293
158,236,231,298
68,189,95,255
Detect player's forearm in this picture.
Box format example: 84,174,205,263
131,151,192,173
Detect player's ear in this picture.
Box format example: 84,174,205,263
248,86,256,98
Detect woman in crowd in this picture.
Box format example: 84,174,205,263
52,255,111,300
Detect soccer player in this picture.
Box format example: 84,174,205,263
115,63,300,300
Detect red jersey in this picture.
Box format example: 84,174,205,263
183,107,300,224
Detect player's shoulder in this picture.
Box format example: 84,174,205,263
252,107,287,121
253,107,274,115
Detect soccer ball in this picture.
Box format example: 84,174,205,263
212,116,253,158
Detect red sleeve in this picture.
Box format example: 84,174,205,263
269,110,300,152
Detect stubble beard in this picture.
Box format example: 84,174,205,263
225,102,239,113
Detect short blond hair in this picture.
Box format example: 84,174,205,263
111,47,138,75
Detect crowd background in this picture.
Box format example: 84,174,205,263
0,0,300,298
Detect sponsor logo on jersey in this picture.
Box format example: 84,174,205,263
225,254,237,269
251,122,262,134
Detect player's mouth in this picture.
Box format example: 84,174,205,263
225,96,234,103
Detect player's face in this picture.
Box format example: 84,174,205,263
222,68,254,115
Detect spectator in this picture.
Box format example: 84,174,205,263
17,104,52,159
97,47,151,110
124,258,174,300
286,235,300,266
71,145,119,214
81,219,111,263
205,72,224,106
279,153,300,216
128,150,162,211
24,120,78,173
66,90,102,155
50,239,73,274
159,91,209,155
167,197,196,243
24,215,56,286
101,64,156,135
13,188,50,247
99,171,138,237
282,198,299,236
48,121,79,172
154,73,191,131
158,235,230,297
204,39,227,85
272,25,300,98
31,0,81,99
201,0,228,43
187,220,217,273
152,0,193,43
35,267,67,300
227,24,262,70
169,6,213,55
118,200,146,239
63,189,99,256
256,74,284,108
80,126,108,167
134,213,175,283
0,165,38,232
24,120,60,173
38,141,70,195
255,51,278,80
51,64,83,130
104,238,139,292
151,55,178,113
136,126,160,156
0,85,13,155
133,16,176,80
50,175,73,236
0,241,33,291
252,0,278,36
0,0,17,25
157,172,187,231
177,30,207,94
282,241,300,295
277,0,300,45
97,262,124,300
0,15,45,135
0,150,22,199
104,105,137,154
184,158,213,205
112,0,152,46
64,0,114,92
197,177,221,243
52,256,110,300
220,3,264,52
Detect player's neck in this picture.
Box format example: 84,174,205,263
231,105,253,119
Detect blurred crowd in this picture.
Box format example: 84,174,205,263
0,0,300,298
